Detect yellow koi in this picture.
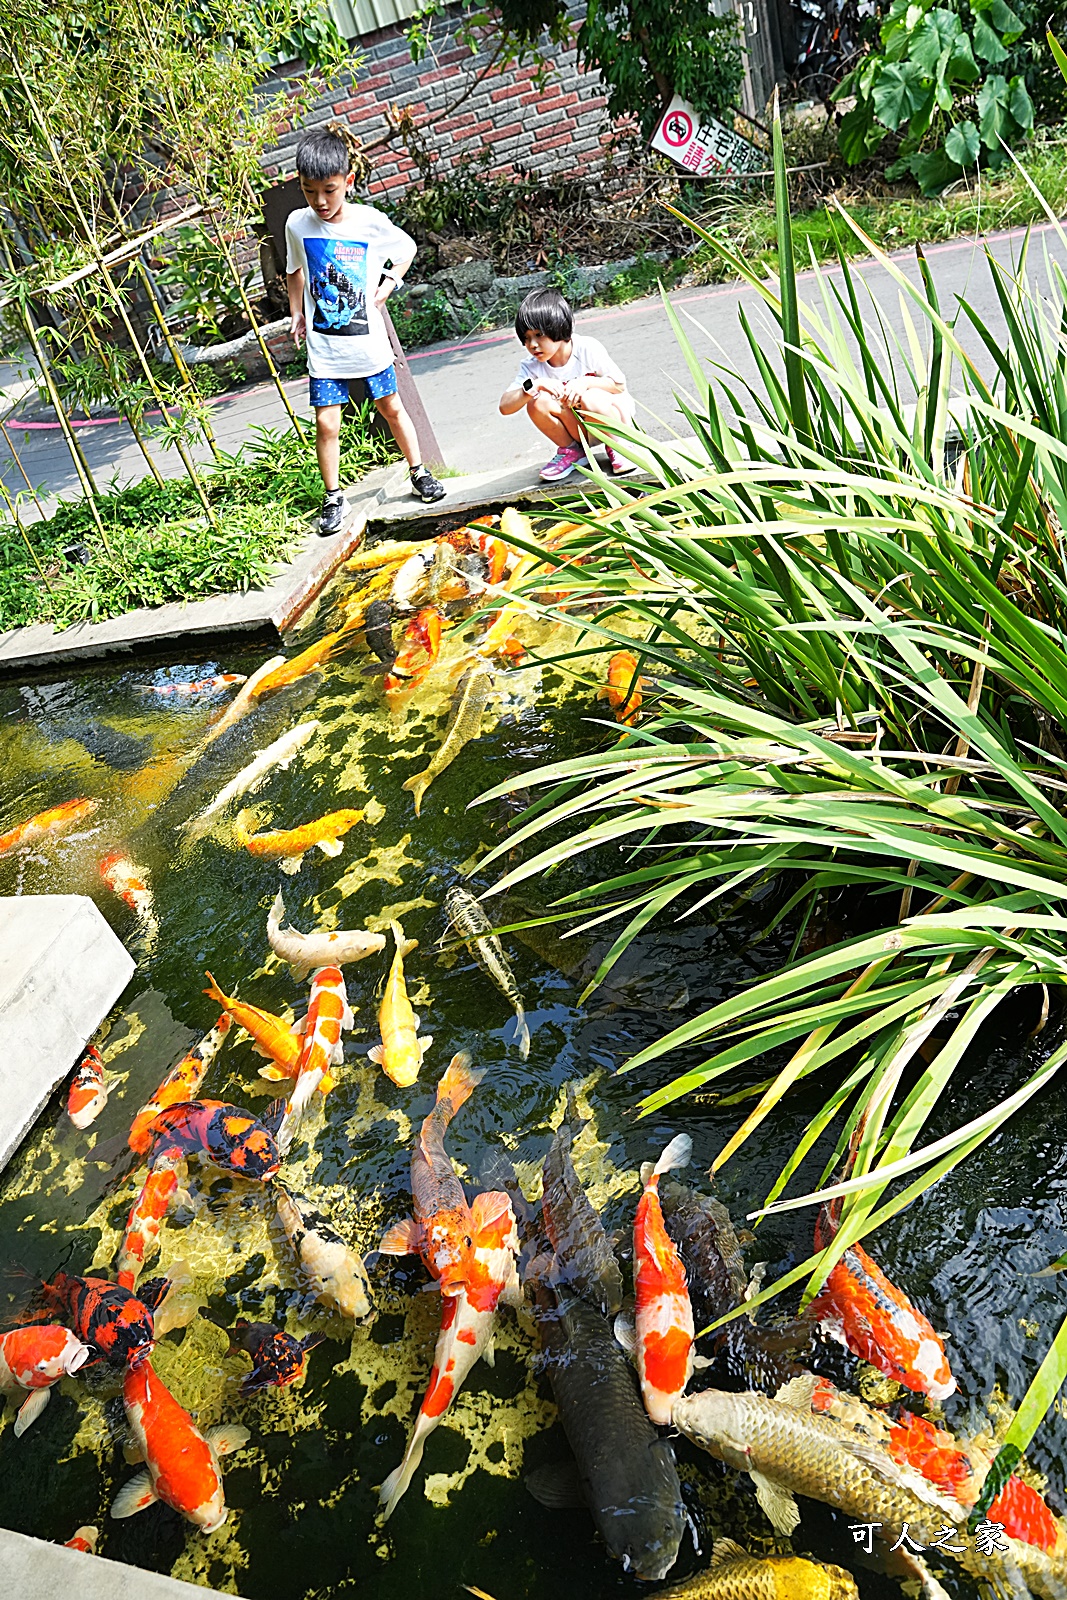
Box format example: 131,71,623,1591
368,921,432,1087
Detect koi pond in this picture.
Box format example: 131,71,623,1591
1,511,1066,1600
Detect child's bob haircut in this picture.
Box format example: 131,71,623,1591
515,288,573,344
295,126,352,182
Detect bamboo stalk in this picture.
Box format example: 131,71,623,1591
0,473,52,591
132,255,222,461
207,208,306,440
18,303,108,546
7,53,217,525
79,311,166,487
0,421,46,519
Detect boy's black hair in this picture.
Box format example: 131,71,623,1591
295,126,353,182
515,288,573,344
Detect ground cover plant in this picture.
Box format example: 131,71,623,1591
479,85,1067,1479
0,413,396,631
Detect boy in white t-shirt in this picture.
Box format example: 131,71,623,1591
285,125,446,536
499,288,636,481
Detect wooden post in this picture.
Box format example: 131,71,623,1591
383,306,445,470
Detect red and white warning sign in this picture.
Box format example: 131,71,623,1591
650,95,763,177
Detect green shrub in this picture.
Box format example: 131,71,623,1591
153,225,252,345
836,0,1036,194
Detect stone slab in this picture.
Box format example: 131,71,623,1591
0,462,407,678
0,1526,240,1598
0,896,134,1170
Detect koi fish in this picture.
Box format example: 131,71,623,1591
392,548,434,611
229,1318,322,1396
63,1527,99,1553
113,1357,248,1532
380,1193,520,1519
273,1181,373,1322
368,921,431,1087
234,807,364,872
811,1203,955,1402
99,850,157,947
0,797,98,857
128,1014,233,1155
116,1167,180,1291
598,650,645,726
627,1134,695,1425
266,892,386,983
383,608,443,701
363,598,396,666
245,631,348,701
347,538,431,573
478,602,527,658
0,1325,91,1436
402,665,492,816
281,964,353,1125
471,530,509,585
35,1270,166,1366
444,886,529,1058
183,721,320,838
67,1046,108,1130
541,1101,623,1316
202,974,302,1075
655,1539,859,1599
379,1052,484,1297
147,1099,284,1183
145,675,246,696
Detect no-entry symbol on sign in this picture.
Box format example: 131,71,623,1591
661,108,693,147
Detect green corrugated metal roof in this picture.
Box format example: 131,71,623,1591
329,0,421,39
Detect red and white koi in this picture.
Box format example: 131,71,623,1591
144,675,247,697
99,851,157,947
63,1527,99,1553
379,1191,520,1519
276,966,353,1146
67,1045,108,1130
0,1325,91,1437
113,1357,248,1532
116,1166,181,1291
811,1203,956,1403
631,1133,695,1425
127,1014,233,1156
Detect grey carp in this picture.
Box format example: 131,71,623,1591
655,1538,859,1599
674,1378,1067,1600
363,598,395,666
445,885,530,1057
541,1103,623,1317
660,1178,815,1393
529,1275,686,1581
402,664,492,816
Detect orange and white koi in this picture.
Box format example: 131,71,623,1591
471,531,510,586
202,975,302,1076
63,1527,98,1553
128,1014,232,1156
368,921,431,1088
145,675,246,696
379,1053,484,1297
0,797,98,857
275,966,353,1140
67,1045,108,1130
383,608,443,702
234,807,364,873
116,1167,181,1291
598,650,645,726
113,1357,248,1532
379,1192,520,1519
99,850,157,947
811,1203,956,1403
631,1134,695,1425
0,1325,91,1436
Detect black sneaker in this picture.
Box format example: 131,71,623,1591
410,467,446,504
318,492,345,537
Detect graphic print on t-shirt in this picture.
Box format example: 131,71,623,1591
305,237,368,338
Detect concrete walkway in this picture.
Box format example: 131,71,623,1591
4,219,1066,516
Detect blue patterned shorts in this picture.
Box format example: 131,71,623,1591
309,366,398,408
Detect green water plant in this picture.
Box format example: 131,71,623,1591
475,88,1067,1378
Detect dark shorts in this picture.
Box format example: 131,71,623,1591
309,367,398,408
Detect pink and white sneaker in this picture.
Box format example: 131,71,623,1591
606,445,637,476
539,441,586,482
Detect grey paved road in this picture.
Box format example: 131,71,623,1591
5,217,1066,517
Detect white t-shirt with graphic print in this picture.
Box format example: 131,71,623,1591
513,336,634,418
285,203,416,379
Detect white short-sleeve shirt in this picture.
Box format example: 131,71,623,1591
513,335,633,416
285,203,416,379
